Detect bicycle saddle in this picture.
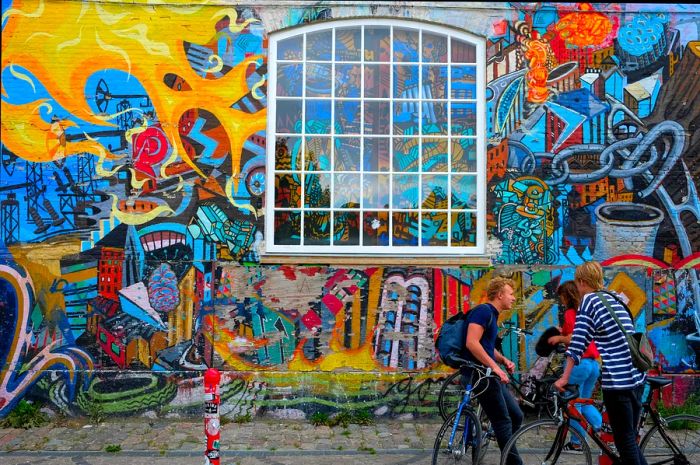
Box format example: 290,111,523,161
646,376,672,388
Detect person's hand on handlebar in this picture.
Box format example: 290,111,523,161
503,358,515,374
493,366,509,384
553,377,569,392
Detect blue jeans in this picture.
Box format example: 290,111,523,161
568,358,602,445
463,371,523,465
603,385,648,465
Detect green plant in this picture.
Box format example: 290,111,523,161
84,401,105,424
358,446,377,454
233,413,252,424
329,410,353,428
352,408,374,425
0,400,48,429
105,444,122,453
658,393,700,430
309,411,330,426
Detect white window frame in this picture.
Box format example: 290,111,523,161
266,19,486,255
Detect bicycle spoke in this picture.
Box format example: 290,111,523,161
500,419,592,465
640,414,700,465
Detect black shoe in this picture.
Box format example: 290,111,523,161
562,441,582,453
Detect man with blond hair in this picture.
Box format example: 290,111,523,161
464,275,523,465
555,261,647,464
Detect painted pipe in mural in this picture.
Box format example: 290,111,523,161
204,368,221,465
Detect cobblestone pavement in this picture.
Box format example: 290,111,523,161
1,417,509,465
1,413,626,464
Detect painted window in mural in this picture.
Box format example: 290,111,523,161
267,20,486,254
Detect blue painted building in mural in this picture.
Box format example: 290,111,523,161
1,1,700,420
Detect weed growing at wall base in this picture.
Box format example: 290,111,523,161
0,400,48,429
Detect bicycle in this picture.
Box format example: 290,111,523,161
433,360,499,465
438,323,563,421
498,376,700,465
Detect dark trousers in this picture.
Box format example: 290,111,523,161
602,385,648,465
464,373,523,465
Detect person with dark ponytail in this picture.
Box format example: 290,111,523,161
548,280,602,451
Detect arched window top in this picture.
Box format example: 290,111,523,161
272,18,484,65
266,19,486,255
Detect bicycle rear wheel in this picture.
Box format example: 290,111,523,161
499,419,592,465
438,371,463,421
640,414,700,464
433,408,482,465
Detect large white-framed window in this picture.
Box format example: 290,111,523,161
266,19,486,255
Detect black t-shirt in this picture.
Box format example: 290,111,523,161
464,303,498,363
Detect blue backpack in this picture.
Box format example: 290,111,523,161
435,310,494,368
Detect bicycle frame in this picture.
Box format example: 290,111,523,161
447,381,476,452
555,388,689,465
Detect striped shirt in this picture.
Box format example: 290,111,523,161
565,291,646,390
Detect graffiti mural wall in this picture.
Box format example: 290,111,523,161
1,1,699,419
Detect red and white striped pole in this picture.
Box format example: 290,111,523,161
204,368,221,465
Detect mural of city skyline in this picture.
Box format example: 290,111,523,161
1,1,699,419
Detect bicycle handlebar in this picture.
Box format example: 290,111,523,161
553,383,579,403
499,323,533,335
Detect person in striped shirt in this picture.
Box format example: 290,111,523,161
554,261,647,465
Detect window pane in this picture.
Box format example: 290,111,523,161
365,26,390,62
305,100,332,134
334,100,362,134
364,64,390,98
363,211,389,245
304,173,331,208
307,30,332,60
334,211,360,245
422,174,448,209
335,64,361,97
363,173,390,208
364,101,390,135
392,174,419,209
451,175,477,210
275,136,302,170
393,137,419,172
335,137,361,171
335,27,361,61
364,137,391,172
392,211,418,246
305,136,331,171
393,65,419,98
422,32,447,62
276,99,302,133
422,65,447,99
451,38,476,63
277,35,303,60
393,102,419,135
306,63,332,97
275,174,301,208
422,137,448,172
451,102,476,135
304,211,330,245
275,211,301,245
452,139,477,172
421,101,447,135
422,211,449,246
451,65,477,99
451,211,477,246
334,173,361,208
394,28,419,62
277,64,303,96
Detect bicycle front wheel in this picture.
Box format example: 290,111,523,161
499,419,592,465
433,408,482,465
640,414,700,464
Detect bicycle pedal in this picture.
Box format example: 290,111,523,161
521,399,535,408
